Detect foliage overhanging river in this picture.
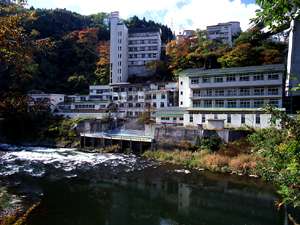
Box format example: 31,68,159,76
0,144,291,225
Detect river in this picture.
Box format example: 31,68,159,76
0,144,288,225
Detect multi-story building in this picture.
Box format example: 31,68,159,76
156,64,285,129
207,22,241,46
128,28,161,77
89,85,112,101
109,11,128,84
109,12,162,84
0,0,12,4
110,82,178,118
176,30,196,40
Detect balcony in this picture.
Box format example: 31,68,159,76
191,93,282,99
190,79,282,89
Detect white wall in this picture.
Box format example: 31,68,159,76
184,113,273,129
179,76,192,108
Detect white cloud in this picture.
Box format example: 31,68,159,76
28,0,259,32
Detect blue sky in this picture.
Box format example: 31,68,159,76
27,0,259,32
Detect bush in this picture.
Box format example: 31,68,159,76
196,135,223,152
248,128,287,154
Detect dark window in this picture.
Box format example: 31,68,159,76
202,115,205,123
241,114,245,124
227,114,231,123
256,114,260,124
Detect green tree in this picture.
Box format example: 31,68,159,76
218,43,260,67
248,106,300,209
253,0,300,32
0,1,38,93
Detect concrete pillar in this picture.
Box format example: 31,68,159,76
130,140,132,153
139,142,142,154
286,19,300,96
91,138,95,148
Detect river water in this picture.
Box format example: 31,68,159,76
0,144,287,225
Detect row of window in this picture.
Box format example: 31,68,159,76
129,39,158,45
188,114,261,124
129,46,158,52
127,111,142,117
191,99,280,108
161,117,184,121
129,61,148,66
119,102,167,108
128,33,159,38
129,53,158,59
190,73,280,84
115,94,167,101
208,31,229,36
90,89,110,94
145,93,166,100
192,87,280,97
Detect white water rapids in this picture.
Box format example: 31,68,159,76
0,144,153,178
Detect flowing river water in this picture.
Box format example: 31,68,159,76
0,144,291,225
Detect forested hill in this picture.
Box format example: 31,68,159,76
0,3,287,97
0,4,175,95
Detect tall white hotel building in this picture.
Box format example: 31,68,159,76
109,12,161,84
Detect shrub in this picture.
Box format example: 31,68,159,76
196,135,223,152
248,128,287,154
229,154,258,173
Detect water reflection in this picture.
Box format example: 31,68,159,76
24,171,283,225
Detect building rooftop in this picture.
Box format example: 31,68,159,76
155,107,187,116
207,21,240,28
178,64,285,77
187,107,286,112
128,27,161,34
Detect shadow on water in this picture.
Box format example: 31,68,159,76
17,171,285,225
0,145,295,225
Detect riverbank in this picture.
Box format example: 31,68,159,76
143,149,260,177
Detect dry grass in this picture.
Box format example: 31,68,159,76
143,149,261,175
201,154,230,171
229,154,259,174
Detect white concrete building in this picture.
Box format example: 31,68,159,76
109,12,162,83
156,64,285,129
110,82,178,118
109,11,128,84
207,22,241,46
89,85,112,101
179,64,285,128
128,28,161,77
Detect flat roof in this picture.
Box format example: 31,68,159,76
58,100,109,105
178,64,285,77
155,108,187,116
187,107,286,112
129,27,161,34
